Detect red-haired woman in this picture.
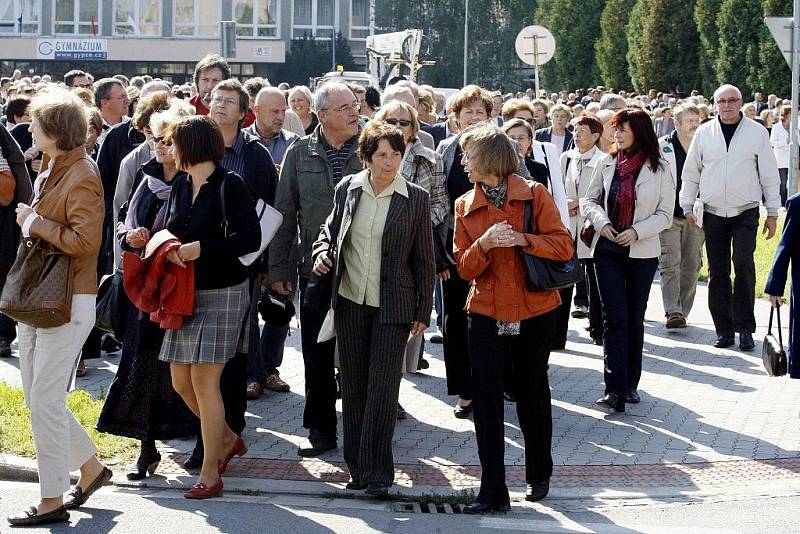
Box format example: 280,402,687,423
580,109,675,413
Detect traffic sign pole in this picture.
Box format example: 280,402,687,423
533,34,540,96
791,0,800,197
515,26,555,94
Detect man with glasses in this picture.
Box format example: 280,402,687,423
680,84,781,351
190,53,256,128
270,82,363,457
64,69,91,89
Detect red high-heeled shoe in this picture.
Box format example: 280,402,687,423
184,478,223,499
218,437,247,474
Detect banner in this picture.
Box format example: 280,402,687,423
36,39,108,61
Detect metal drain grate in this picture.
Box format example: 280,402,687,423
392,502,464,514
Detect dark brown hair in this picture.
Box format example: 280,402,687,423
575,114,604,137
166,115,225,167
357,120,406,163
451,85,493,117
211,78,250,120
610,109,661,171
5,96,30,123
192,53,231,88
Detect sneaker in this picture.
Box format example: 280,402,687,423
264,373,290,392
0,340,11,358
665,312,686,329
571,305,589,319
246,381,264,400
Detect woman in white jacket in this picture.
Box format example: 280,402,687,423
581,109,674,414
770,105,791,206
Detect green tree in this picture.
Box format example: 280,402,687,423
631,0,701,93
625,0,646,91
271,32,356,86
758,0,792,97
535,0,604,91
694,0,723,95
596,0,637,91
716,0,762,97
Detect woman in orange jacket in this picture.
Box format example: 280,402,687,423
453,123,573,514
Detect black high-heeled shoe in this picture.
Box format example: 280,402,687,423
127,447,161,481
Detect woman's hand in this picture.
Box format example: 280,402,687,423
437,269,451,281
770,295,784,308
178,241,201,262
166,249,185,268
410,321,427,336
568,199,580,217
479,221,516,251
313,251,333,276
599,224,617,241
15,203,33,227
29,159,42,174
614,228,638,246
125,227,151,248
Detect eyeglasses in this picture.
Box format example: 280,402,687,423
324,102,360,114
211,96,240,108
716,97,741,106
151,136,172,146
385,118,412,127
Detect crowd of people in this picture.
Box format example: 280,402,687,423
0,56,795,525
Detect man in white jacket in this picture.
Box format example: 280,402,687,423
680,84,780,352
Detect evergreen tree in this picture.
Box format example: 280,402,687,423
633,0,701,94
716,0,762,97
596,0,636,91
694,0,723,95
626,0,647,92
758,0,792,97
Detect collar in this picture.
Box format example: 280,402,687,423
190,94,209,114
407,139,437,164
49,146,88,176
717,113,743,127
227,131,246,155
461,174,531,216
319,128,356,151
347,169,409,198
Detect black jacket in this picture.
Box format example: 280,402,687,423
422,121,450,150
535,126,574,152
97,121,145,218
236,130,279,207
0,126,32,286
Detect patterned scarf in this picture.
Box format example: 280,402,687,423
609,150,646,231
480,180,508,208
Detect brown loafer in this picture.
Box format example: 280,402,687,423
246,381,264,400
64,466,112,510
264,373,290,392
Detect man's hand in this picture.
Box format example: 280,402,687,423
312,252,333,276
686,213,699,227
763,216,778,240
437,269,451,281
270,281,293,296
410,321,427,336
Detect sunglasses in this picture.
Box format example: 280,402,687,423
385,118,412,127
152,136,172,146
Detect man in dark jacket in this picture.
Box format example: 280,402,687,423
0,125,31,357
182,78,279,469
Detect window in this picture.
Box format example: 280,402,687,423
53,0,100,35
349,0,368,40
114,0,161,36
292,0,335,39
0,0,39,34
174,0,220,37
234,0,278,38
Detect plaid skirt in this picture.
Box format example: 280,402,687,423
159,280,250,365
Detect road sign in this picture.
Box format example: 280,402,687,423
766,17,792,67
514,25,555,67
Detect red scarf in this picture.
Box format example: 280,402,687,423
609,150,646,231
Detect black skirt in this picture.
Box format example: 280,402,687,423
97,302,198,441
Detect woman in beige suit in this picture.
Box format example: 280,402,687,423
8,91,110,527
561,115,605,345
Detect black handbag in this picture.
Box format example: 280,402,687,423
303,239,337,315
762,306,788,377
520,198,581,292
95,269,128,340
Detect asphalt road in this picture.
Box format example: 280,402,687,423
0,480,797,533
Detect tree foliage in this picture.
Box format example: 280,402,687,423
716,0,762,98
758,0,792,97
625,0,646,92
271,33,356,87
596,0,636,91
694,0,723,95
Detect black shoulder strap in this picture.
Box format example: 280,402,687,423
219,174,228,237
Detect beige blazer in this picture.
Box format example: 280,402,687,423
28,147,104,295
561,146,604,259
580,153,674,259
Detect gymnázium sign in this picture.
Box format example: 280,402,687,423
36,38,108,61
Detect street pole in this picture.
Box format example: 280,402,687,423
791,0,800,197
533,34,540,96
463,0,469,86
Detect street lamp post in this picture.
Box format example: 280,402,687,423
463,0,469,86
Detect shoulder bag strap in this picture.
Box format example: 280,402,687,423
776,306,784,346
219,174,229,237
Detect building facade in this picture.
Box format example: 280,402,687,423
0,0,373,83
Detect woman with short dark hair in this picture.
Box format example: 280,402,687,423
581,109,675,413
454,123,573,512
159,115,260,499
312,120,434,498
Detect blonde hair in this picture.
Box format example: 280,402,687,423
459,123,518,179
150,99,195,138
450,85,493,118
373,100,419,142
501,98,535,122
30,90,89,151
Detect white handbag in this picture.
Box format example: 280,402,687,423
220,179,283,267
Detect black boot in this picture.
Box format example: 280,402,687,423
183,436,204,469
127,440,161,481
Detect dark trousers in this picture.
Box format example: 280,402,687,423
442,269,472,399
221,352,247,435
299,277,338,437
249,323,289,381
468,311,555,506
585,259,603,341
552,286,574,349
779,168,788,207
337,297,407,486
703,208,759,337
574,265,588,307
594,249,658,396
0,312,16,343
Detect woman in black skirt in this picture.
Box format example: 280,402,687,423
97,105,198,480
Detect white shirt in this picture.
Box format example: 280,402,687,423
770,121,791,169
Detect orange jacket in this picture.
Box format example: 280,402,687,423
454,175,574,323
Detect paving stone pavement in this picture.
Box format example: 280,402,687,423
1,281,799,489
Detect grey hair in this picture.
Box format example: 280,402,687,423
599,93,626,111
381,84,415,107
313,82,353,112
140,81,172,98
289,85,314,111
713,84,742,102
673,103,700,123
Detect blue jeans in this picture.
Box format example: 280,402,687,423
593,246,658,396
247,322,289,382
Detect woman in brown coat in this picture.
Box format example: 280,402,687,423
453,123,573,513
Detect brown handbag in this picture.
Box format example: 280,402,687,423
0,169,15,206
0,164,75,328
